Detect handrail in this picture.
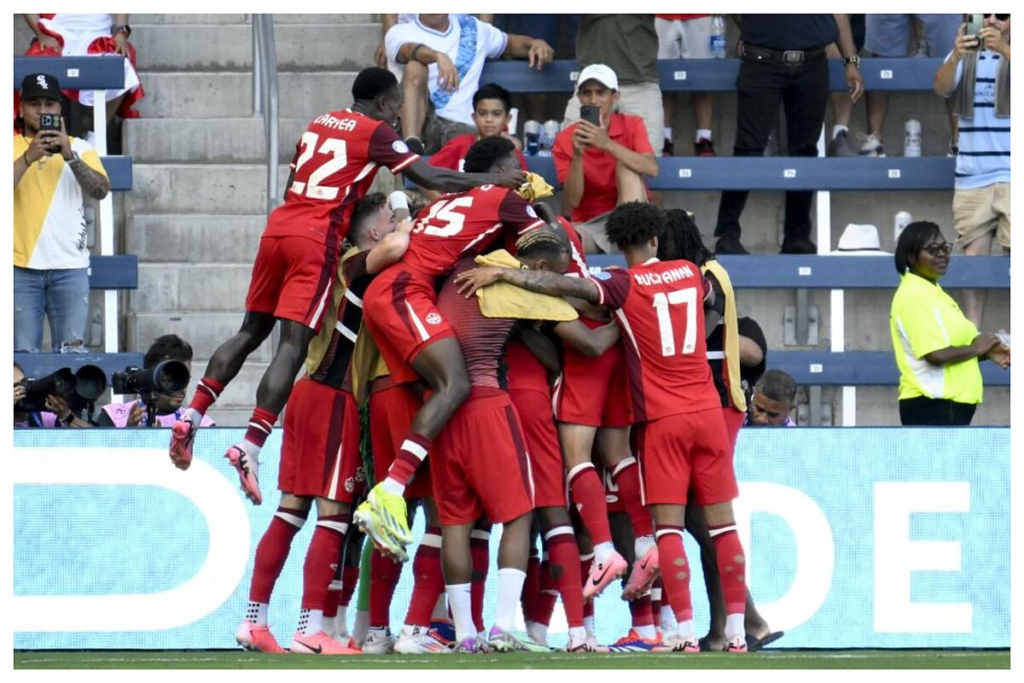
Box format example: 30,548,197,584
252,15,279,217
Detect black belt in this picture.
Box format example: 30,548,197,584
743,44,826,65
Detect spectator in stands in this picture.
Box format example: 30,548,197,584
498,14,579,123
935,14,1011,330
890,221,1009,426
827,14,867,157
14,72,110,354
95,334,217,428
714,15,863,255
745,370,798,427
13,361,91,428
553,65,658,254
656,14,719,157
375,14,493,68
385,14,553,154
20,14,145,134
861,15,960,156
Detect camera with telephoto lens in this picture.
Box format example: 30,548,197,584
16,365,108,413
111,361,190,396
38,113,62,153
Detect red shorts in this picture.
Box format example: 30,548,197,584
279,378,365,502
509,387,565,509
634,408,738,507
553,342,632,427
362,265,455,386
432,388,535,526
245,234,336,332
722,406,745,454
369,378,433,500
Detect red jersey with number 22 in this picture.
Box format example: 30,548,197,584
402,185,546,277
591,258,719,422
264,109,419,244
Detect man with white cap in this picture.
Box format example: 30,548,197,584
552,64,659,254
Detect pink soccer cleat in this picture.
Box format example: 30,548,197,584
726,635,749,653
655,634,699,653
169,417,198,470
622,545,660,600
226,443,262,505
290,630,361,655
583,551,628,600
235,621,285,654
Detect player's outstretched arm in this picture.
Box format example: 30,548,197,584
366,218,413,274
553,319,620,357
403,159,527,192
454,266,601,303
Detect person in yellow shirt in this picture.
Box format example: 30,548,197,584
14,72,109,353
890,221,1009,425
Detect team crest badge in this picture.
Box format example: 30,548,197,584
593,270,612,280
393,140,410,154
425,312,442,325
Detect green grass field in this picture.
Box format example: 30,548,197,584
14,650,1010,669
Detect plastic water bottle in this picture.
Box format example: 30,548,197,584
904,119,922,157
894,211,913,244
710,16,727,59
523,120,541,157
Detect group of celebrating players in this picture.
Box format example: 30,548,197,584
165,66,770,656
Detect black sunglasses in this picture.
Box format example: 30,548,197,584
984,14,1011,20
922,243,953,257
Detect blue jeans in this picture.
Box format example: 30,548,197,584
13,266,90,353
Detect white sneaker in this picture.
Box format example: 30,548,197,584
858,133,886,158
361,626,395,654
394,626,452,654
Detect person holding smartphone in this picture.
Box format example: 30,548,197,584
14,72,110,354
552,65,659,254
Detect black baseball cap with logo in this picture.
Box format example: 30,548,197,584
21,73,61,100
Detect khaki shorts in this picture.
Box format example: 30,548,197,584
656,16,714,60
575,212,620,255
563,81,664,154
422,108,476,155
953,183,1011,249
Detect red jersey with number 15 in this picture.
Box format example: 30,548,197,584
402,185,546,277
591,257,719,422
264,109,419,244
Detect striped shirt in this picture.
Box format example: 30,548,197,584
951,50,1011,190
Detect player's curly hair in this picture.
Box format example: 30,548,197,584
894,221,943,276
463,136,517,173
604,201,666,251
352,67,399,102
659,209,710,266
516,228,571,264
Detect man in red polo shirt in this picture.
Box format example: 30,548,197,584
553,64,659,254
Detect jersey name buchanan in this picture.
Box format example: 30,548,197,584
631,263,695,287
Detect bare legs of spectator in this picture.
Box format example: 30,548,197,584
401,60,428,144
616,162,646,205
962,234,1010,330
825,45,858,157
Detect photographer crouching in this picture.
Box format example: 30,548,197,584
14,361,96,428
95,335,216,428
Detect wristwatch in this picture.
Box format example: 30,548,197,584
65,151,82,165
112,24,131,38
843,55,861,68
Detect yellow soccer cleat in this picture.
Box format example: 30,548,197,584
354,484,412,561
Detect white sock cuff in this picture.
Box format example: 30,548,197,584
651,587,662,600
696,128,713,141
328,579,344,591
709,524,737,539
655,528,685,540
401,438,429,461
471,529,491,541
446,582,471,592
419,533,442,548
579,552,595,562
543,525,574,541
567,461,595,481
611,456,636,478
498,567,527,579
316,519,350,534
275,511,307,529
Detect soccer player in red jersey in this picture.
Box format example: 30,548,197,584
235,193,411,656
168,67,527,504
356,136,554,556
455,201,752,653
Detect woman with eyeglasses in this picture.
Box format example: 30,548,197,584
889,221,1010,426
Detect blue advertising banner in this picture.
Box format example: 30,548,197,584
13,427,1009,649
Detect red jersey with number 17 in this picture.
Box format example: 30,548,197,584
591,257,719,422
401,185,546,277
264,109,419,244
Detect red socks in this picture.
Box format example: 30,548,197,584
369,548,404,627
612,457,654,538
533,555,558,627
522,550,541,624
629,593,655,629
710,524,748,616
301,514,349,611
387,433,432,486
470,531,490,633
244,407,278,449
249,507,307,603
190,377,225,416
545,528,584,628
655,526,693,623
340,566,359,608
405,528,445,627
567,463,612,545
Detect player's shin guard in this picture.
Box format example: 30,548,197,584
249,507,308,609
369,547,404,628
567,463,612,545
302,515,350,612
545,526,584,628
471,527,491,633
709,523,748,639
611,457,654,537
405,529,445,627
655,526,694,633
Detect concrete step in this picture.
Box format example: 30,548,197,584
129,312,273,364
123,117,311,163
134,72,357,119
126,163,289,214
132,23,379,72
133,263,254,313
127,214,265,263
133,14,377,25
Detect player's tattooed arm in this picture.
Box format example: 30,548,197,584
454,266,600,303
70,157,110,200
